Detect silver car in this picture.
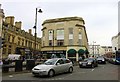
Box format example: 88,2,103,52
32,58,73,77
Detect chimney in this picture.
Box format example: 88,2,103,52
5,16,14,25
29,29,32,34
15,21,22,29
0,4,4,18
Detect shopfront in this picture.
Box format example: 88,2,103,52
41,50,66,59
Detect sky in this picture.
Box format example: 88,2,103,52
1,0,119,46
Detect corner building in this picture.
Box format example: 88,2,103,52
41,17,88,61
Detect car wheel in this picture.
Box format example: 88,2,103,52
104,61,106,64
68,67,73,73
48,69,55,77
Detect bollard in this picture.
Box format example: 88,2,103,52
15,60,23,72
26,59,35,70
2,60,9,73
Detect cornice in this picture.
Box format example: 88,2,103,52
42,16,85,26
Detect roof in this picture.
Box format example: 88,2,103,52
42,16,85,25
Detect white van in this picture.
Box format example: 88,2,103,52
8,54,21,60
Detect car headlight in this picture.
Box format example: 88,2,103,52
88,62,91,64
102,59,105,61
79,62,82,64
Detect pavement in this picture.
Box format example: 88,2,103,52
2,67,32,76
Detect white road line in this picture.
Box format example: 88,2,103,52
9,75,13,78
91,69,94,71
79,72,86,73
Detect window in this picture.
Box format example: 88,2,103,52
48,30,53,40
57,29,64,40
65,60,70,63
49,40,52,46
8,35,10,42
57,59,64,64
69,39,73,45
79,39,82,45
79,32,82,45
12,36,15,43
57,40,64,46
8,49,11,54
18,37,20,46
2,48,6,54
22,39,24,46
26,40,28,47
69,28,73,45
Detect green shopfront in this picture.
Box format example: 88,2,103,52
67,46,88,62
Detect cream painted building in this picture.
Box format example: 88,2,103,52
0,4,4,60
41,17,88,61
99,46,112,55
88,45,100,57
111,32,120,52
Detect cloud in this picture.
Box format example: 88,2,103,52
1,0,118,46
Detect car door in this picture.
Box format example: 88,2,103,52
63,59,71,71
54,59,64,74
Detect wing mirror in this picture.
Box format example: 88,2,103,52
56,63,60,65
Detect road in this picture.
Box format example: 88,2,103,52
2,63,119,81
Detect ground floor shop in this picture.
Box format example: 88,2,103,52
41,45,89,62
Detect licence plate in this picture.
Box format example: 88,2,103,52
83,64,86,66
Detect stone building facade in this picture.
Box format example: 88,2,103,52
0,4,4,60
41,17,88,61
2,16,41,59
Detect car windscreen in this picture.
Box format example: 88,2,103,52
44,59,58,65
84,58,93,62
97,57,104,60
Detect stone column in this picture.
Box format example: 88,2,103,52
76,53,79,62
66,51,68,59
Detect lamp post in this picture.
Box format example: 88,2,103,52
49,30,54,54
33,8,42,57
92,41,96,57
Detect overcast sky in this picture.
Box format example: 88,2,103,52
1,0,119,46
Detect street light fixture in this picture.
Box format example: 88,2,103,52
49,30,54,54
92,41,96,56
33,8,42,56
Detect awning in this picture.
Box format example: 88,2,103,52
85,49,89,54
78,49,84,55
67,49,77,55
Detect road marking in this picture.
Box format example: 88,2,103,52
9,75,13,78
58,78,63,80
91,69,94,71
77,72,86,73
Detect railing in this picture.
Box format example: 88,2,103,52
2,59,45,73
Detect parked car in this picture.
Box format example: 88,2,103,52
108,58,120,65
97,57,106,64
79,58,98,68
32,58,73,77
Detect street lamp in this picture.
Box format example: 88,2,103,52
49,30,54,54
33,8,42,56
92,41,96,56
